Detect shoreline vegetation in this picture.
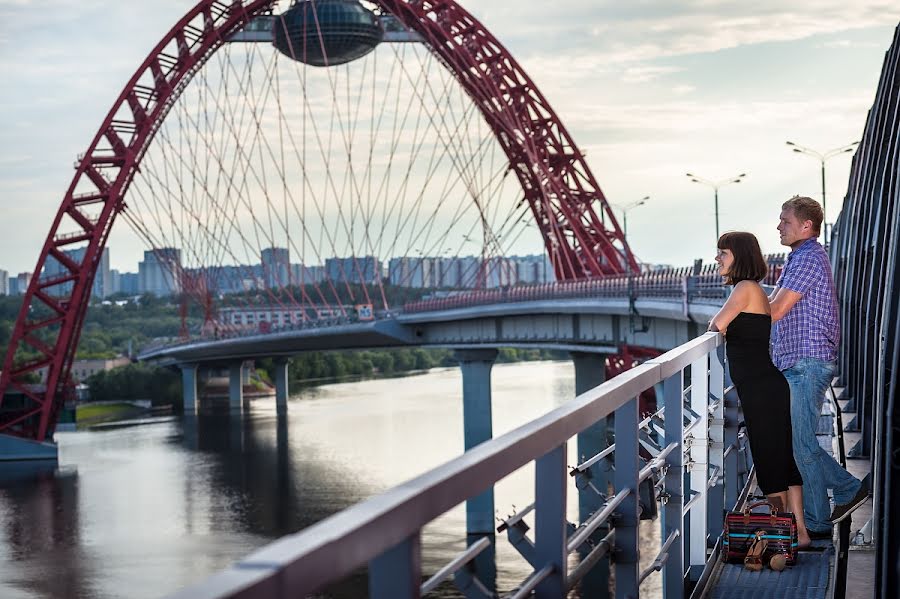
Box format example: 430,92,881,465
75,402,147,428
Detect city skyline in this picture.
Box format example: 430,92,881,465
1,2,898,273
0,247,555,297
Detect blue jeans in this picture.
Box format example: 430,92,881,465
783,358,861,532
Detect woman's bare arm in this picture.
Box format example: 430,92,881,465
708,282,752,333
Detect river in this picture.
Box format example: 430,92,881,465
0,361,663,598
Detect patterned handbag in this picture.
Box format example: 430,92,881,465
723,501,798,566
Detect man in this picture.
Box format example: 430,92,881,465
769,195,867,537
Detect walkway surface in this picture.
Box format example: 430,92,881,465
838,383,876,599
698,383,874,599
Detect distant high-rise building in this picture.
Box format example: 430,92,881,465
42,246,111,298
485,257,517,288
0,269,8,295
110,269,121,294
457,257,481,288
138,248,181,296
197,266,246,293
389,257,437,288
261,247,291,289
512,254,555,284
9,272,31,296
434,256,480,288
111,269,140,295
325,256,382,285
291,263,325,285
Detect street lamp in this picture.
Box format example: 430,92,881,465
785,140,859,243
686,172,747,243
613,196,649,276
618,195,650,240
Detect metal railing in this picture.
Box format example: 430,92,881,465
141,258,788,355
829,23,900,595
401,256,784,314
165,331,751,599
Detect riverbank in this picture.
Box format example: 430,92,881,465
76,402,147,427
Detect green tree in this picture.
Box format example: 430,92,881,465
86,363,181,407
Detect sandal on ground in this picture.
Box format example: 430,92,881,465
743,531,769,571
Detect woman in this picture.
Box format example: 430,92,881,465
709,231,811,548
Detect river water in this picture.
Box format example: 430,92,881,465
0,361,663,598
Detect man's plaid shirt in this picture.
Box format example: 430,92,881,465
771,238,841,370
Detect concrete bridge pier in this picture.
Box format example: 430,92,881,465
229,362,244,412
455,348,499,594
179,363,200,414
571,352,611,599
273,358,290,414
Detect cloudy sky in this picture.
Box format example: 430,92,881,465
0,1,898,274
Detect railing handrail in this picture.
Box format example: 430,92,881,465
166,332,723,599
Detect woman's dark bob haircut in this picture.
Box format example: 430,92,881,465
717,231,768,285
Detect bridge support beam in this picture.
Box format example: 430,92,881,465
229,362,244,411
571,352,610,599
455,348,498,594
179,363,199,414
273,358,289,414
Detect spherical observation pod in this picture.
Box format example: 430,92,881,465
273,0,384,66
0,0,638,443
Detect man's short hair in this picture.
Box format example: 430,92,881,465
782,195,824,234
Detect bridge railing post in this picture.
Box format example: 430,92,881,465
707,345,726,543
534,443,567,597
614,395,640,599
661,369,685,599
723,356,740,511
369,532,422,599
686,353,709,581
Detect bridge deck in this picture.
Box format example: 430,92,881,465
698,383,873,599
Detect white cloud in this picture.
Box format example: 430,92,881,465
476,1,899,65
818,38,884,49
672,84,696,95
622,65,684,84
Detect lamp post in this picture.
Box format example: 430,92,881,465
785,140,859,243
614,196,649,275
685,172,746,243
619,196,650,241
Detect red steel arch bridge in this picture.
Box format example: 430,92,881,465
0,0,641,444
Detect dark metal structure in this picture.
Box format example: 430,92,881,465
273,0,384,66
830,22,900,598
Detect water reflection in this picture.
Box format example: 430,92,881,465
0,362,662,599
0,466,96,599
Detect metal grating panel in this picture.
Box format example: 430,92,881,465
706,546,834,599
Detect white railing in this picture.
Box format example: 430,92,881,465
165,331,751,599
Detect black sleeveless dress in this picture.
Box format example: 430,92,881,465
725,312,803,494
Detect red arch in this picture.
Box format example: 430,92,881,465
0,0,635,441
